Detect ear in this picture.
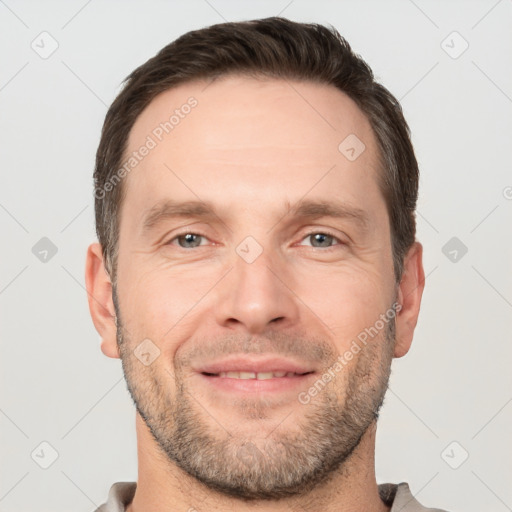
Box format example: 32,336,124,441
85,243,120,359
393,241,425,358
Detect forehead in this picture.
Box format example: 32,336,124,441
127,74,378,160
121,75,382,227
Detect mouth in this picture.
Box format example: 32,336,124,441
198,371,317,394
198,371,316,394
193,355,318,394
201,371,314,379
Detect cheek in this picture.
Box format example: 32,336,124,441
119,266,209,348
292,264,390,343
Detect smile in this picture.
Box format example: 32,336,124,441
203,371,314,380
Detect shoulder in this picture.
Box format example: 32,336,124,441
94,482,137,512
379,481,451,512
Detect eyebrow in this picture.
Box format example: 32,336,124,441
141,198,370,235
285,199,370,233
141,200,224,234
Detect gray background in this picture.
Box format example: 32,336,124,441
1,0,511,511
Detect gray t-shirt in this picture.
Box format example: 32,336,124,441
94,481,450,511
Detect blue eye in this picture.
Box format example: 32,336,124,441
165,231,344,250
168,233,208,248
299,232,343,249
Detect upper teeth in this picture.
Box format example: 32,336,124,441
217,371,303,379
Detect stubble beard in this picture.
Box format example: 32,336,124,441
114,292,396,501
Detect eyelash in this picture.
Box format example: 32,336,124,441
165,230,345,251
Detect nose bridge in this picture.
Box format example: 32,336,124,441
214,235,299,333
235,237,278,298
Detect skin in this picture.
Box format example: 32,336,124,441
86,75,425,512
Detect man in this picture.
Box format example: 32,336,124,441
85,16,448,512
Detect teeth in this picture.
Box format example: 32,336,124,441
255,372,273,380
217,371,304,379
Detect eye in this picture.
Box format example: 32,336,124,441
167,232,209,249
298,231,344,249
164,231,344,250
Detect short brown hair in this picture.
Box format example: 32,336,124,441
94,16,419,285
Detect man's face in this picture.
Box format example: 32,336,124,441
113,75,398,499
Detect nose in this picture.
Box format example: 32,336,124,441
213,244,300,334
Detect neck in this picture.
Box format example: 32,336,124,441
126,413,390,512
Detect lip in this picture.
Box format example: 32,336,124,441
197,371,317,394
193,355,317,395
194,355,316,375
